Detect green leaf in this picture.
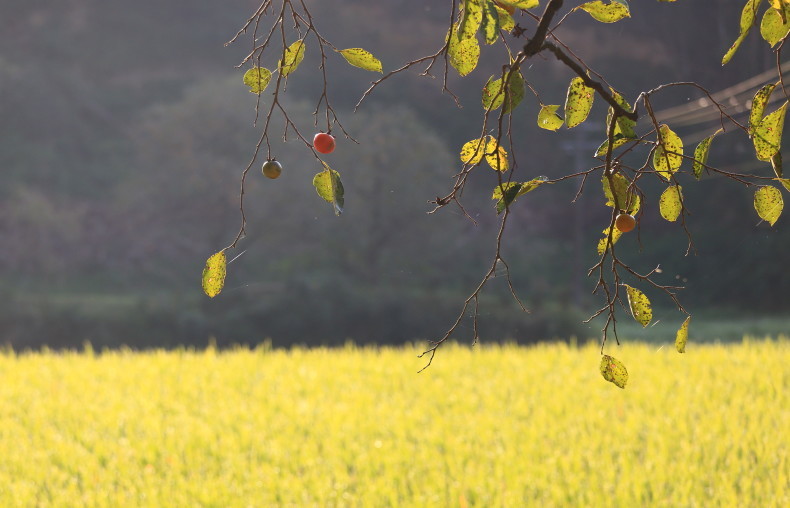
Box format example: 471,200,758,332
659,184,683,222
772,151,783,178
602,173,640,214
491,177,549,214
607,90,636,139
537,105,564,131
338,48,383,73
594,135,631,157
653,124,684,179
754,185,784,225
482,70,525,113
600,355,628,389
484,138,509,172
692,129,722,179
496,0,540,8
458,0,484,40
722,0,764,65
448,25,480,76
481,0,500,44
278,39,306,76
676,315,691,353
494,182,521,214
202,251,227,298
750,83,777,132
623,284,652,327
577,1,631,23
752,102,787,161
242,67,272,94
494,6,516,31
761,6,790,46
564,77,595,128
596,225,623,255
776,177,790,191
313,166,345,216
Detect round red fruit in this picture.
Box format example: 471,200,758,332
313,132,336,154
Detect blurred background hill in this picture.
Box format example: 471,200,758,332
1,0,787,349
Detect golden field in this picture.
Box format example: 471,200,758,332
0,339,787,507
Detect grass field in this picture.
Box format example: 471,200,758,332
0,339,787,507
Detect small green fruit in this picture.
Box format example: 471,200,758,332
262,160,282,179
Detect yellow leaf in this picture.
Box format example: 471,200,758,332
338,48,383,73
537,105,564,131
447,25,480,76
278,39,306,76
460,137,486,165
577,1,631,23
754,185,784,226
676,316,691,353
753,102,787,161
623,284,652,327
600,354,628,388
653,124,684,179
484,137,509,172
596,226,623,255
722,0,763,65
659,185,683,222
242,67,272,94
564,77,594,128
202,251,227,298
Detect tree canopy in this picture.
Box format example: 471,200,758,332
203,0,790,386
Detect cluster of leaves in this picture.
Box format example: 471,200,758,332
203,0,790,387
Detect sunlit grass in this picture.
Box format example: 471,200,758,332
0,339,787,507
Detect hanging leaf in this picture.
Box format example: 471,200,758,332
772,151,783,178
493,182,521,214
482,70,525,113
754,185,784,225
278,39,306,76
623,284,652,327
577,1,631,23
484,137,509,172
313,166,345,216
447,25,480,76
607,90,636,139
480,0,500,44
776,177,790,191
494,5,516,31
564,77,595,128
596,225,623,255
602,173,640,214
594,135,632,157
600,355,628,389
495,0,540,8
338,48,383,73
692,129,722,179
653,124,684,179
242,67,272,94
761,6,790,46
460,137,486,165
491,176,549,213
722,0,764,65
202,250,227,298
675,315,691,353
458,0,484,39
537,105,564,131
752,102,787,161
659,185,683,222
750,83,777,132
